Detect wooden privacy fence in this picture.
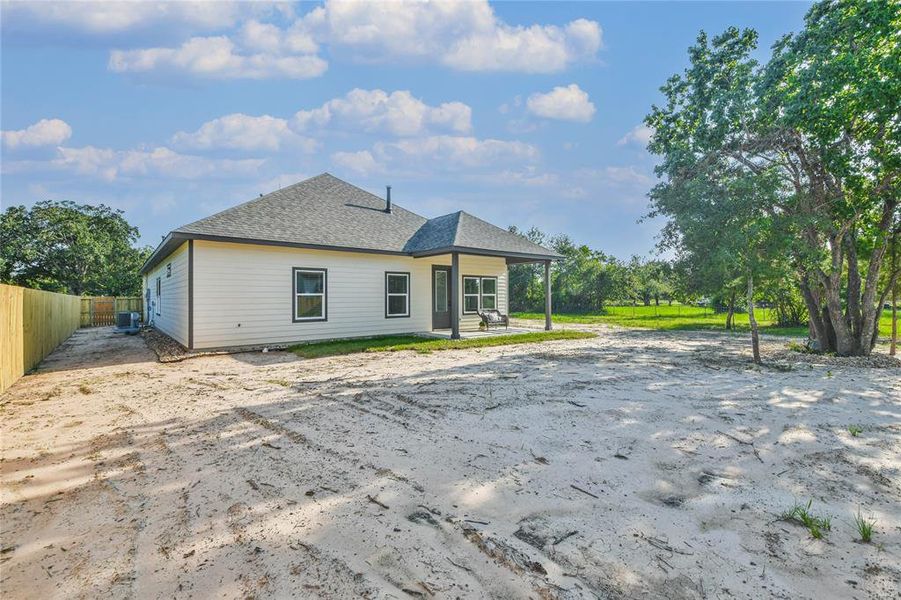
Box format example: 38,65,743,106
81,296,143,327
1,284,82,394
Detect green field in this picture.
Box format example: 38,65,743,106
513,304,896,338
289,330,596,358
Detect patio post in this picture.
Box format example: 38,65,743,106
451,252,461,339
544,259,552,331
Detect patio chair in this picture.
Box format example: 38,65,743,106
478,309,509,330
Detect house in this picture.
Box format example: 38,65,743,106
139,173,559,350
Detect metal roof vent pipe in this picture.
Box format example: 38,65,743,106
385,185,392,213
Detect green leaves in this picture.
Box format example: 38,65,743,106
645,0,900,355
0,200,151,295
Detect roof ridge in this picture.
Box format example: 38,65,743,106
174,173,330,232
449,211,464,246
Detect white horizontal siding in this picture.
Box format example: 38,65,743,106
429,254,509,331
192,241,508,349
144,242,189,346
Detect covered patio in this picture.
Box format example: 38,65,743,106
413,247,557,340
422,325,539,339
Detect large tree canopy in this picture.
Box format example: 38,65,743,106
646,0,900,356
1,200,151,296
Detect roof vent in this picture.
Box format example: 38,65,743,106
385,185,392,214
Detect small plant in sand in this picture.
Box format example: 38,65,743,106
781,500,832,539
787,341,815,354
265,379,292,388
78,384,92,395
848,425,863,437
852,508,876,543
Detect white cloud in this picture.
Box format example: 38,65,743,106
526,84,595,122
109,35,327,80
444,18,601,73
331,135,539,176
2,118,72,149
171,113,317,152
373,135,539,171
495,168,557,187
617,124,654,146
579,165,653,187
601,166,653,186
293,89,471,136
332,150,381,175
1,1,268,35
377,135,538,169
304,0,600,73
22,0,601,80
170,89,471,155
237,19,318,55
53,145,263,181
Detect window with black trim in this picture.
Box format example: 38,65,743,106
293,268,327,321
166,263,171,278
385,272,410,318
463,276,498,313
463,276,480,314
155,277,162,316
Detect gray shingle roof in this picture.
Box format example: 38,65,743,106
142,173,559,273
175,173,427,253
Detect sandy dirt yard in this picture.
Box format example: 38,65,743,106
1,326,899,600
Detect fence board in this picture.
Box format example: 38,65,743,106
1,284,81,394
80,296,143,327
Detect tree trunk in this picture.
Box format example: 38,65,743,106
725,290,736,330
892,224,898,357
845,231,862,338
748,274,760,364
800,277,829,349
892,285,897,357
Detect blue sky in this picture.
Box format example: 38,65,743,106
1,1,811,258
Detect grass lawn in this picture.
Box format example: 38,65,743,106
513,305,896,338
289,330,597,358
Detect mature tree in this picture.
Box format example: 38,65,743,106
507,226,548,311
550,235,618,312
508,226,631,313
627,258,676,306
1,200,151,296
647,0,900,356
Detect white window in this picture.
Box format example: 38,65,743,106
463,276,480,314
293,268,326,321
481,277,497,310
463,276,498,313
386,272,410,318
155,277,161,316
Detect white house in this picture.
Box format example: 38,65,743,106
140,174,559,350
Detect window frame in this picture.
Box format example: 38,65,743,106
155,276,162,316
292,267,328,323
462,276,481,314
462,275,498,314
480,276,498,311
385,271,411,318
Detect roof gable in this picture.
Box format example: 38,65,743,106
142,173,560,273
